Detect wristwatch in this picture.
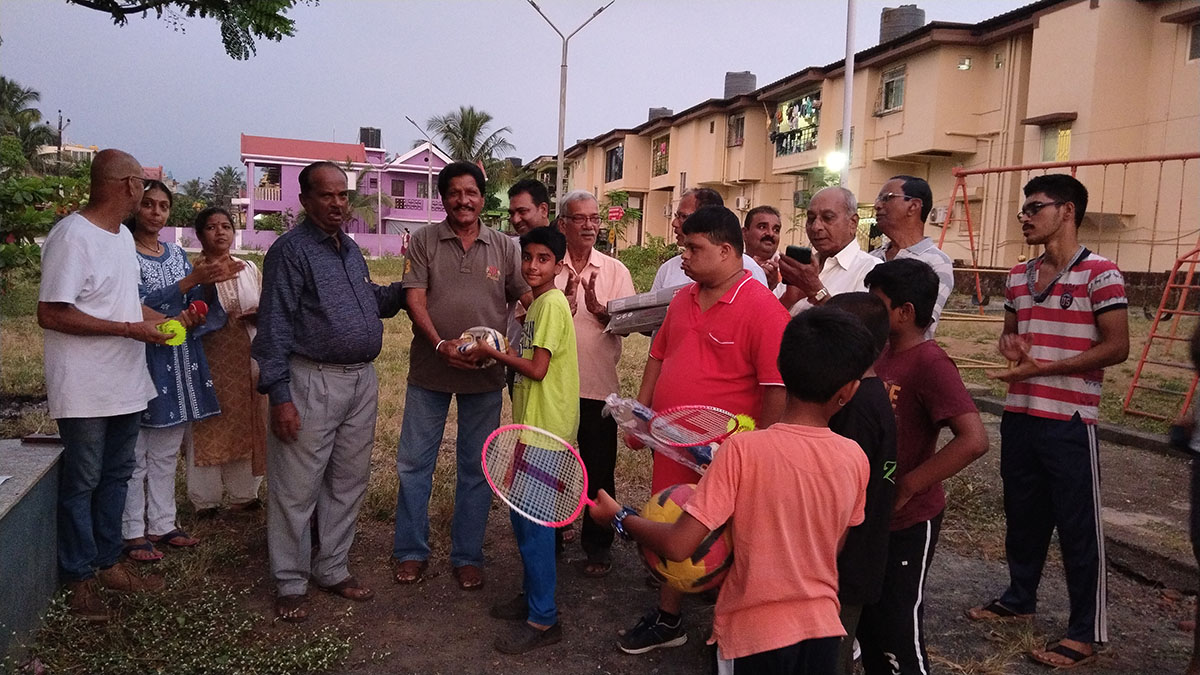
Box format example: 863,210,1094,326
612,506,638,541
810,287,830,304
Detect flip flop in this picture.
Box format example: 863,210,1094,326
274,594,308,623
147,529,199,548
452,564,484,591
122,540,164,563
392,559,428,585
1030,641,1096,669
966,598,1033,622
317,576,374,601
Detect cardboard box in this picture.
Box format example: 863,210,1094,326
605,305,670,335
606,283,689,314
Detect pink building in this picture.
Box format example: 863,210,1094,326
238,130,451,236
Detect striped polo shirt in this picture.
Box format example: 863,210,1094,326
1002,248,1126,423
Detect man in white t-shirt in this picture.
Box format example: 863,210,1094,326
650,188,768,291
742,205,784,297
37,149,176,621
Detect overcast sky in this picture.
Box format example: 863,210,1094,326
1,0,1028,181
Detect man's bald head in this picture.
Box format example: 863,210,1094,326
88,149,144,213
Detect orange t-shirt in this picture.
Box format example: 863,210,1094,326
684,424,869,660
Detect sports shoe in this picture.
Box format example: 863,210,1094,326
617,609,687,654
489,593,528,621
66,579,110,622
494,621,562,654
96,561,164,593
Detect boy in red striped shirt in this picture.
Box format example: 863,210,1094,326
968,174,1129,669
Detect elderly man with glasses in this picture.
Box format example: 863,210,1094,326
650,188,768,292
37,149,172,621
552,190,636,577
870,175,955,335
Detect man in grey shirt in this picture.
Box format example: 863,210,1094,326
253,161,405,623
392,162,530,591
870,175,955,336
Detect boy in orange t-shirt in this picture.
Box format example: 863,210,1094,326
591,307,877,674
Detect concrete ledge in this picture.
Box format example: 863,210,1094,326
0,439,62,659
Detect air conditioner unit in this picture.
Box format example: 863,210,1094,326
734,196,750,210
928,206,948,225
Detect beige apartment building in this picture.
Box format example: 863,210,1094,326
564,0,1199,273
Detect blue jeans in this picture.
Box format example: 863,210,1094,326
56,413,141,581
392,384,501,567
511,510,557,625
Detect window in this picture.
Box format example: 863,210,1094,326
651,135,670,177
834,127,855,163
416,181,432,199
994,52,1004,69
878,65,906,114
1041,124,1072,162
605,144,624,183
1191,23,1200,60
773,91,820,157
957,57,972,71
726,115,745,147
368,177,378,189
390,179,404,197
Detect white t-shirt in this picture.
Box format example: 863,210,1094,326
650,253,769,292
787,238,881,316
39,213,156,419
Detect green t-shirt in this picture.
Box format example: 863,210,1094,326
512,288,580,443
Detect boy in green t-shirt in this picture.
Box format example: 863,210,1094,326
476,225,579,655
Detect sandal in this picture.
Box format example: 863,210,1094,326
1030,641,1096,669
452,564,484,591
392,559,428,585
966,598,1033,622
274,594,309,623
122,539,164,563
582,557,612,578
317,576,374,601
147,529,199,548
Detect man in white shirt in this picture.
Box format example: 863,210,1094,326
650,188,768,291
779,186,880,315
871,175,955,335
37,149,173,621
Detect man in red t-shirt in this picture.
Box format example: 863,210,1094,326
858,259,988,675
620,205,790,655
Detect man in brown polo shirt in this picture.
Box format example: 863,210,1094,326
392,161,530,591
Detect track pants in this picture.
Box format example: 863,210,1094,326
998,411,1107,644
858,512,942,675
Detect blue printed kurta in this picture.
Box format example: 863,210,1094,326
137,242,227,428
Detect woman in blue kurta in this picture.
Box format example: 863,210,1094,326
120,180,239,561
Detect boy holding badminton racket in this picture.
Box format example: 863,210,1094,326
474,225,579,654
590,307,876,674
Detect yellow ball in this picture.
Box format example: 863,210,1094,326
639,483,733,593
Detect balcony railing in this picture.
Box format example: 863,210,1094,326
774,126,819,157
254,186,282,201
392,197,445,212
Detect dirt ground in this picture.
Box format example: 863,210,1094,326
212,416,1197,675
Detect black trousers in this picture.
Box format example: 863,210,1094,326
724,636,840,675
579,398,617,560
998,411,1107,644
858,512,942,675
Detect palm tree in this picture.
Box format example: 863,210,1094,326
0,76,43,134
208,165,243,208
178,178,210,202
425,106,515,165
13,118,56,172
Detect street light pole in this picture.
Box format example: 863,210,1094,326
56,110,70,176
406,115,435,227
840,0,856,187
528,0,614,203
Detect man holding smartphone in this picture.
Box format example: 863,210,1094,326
778,186,879,315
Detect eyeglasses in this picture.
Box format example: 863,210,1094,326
673,211,693,221
875,192,913,204
1016,201,1065,221
111,175,147,188
565,214,602,225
